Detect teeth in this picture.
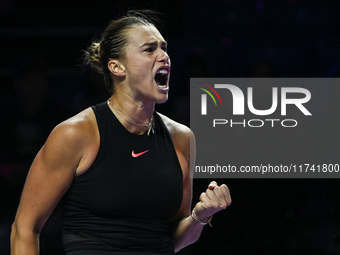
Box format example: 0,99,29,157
157,69,168,74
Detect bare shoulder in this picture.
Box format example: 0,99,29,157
57,107,96,132
158,112,194,155
158,113,191,139
50,107,97,144
40,107,99,176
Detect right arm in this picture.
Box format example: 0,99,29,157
10,108,98,255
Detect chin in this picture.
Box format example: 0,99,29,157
155,94,169,104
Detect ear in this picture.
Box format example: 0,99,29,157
108,60,126,77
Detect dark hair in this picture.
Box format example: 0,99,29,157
84,10,162,94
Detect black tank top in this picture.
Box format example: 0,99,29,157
61,102,183,254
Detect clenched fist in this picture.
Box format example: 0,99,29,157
193,181,232,223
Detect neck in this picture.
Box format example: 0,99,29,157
108,95,155,135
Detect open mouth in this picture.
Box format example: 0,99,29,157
154,66,170,88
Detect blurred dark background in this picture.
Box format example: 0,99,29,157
1,0,340,254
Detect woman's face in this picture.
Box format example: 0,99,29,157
120,25,171,104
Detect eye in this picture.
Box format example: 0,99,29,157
144,46,156,53
162,46,168,52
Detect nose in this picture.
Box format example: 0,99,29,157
158,49,170,65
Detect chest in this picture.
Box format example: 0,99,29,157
69,128,183,219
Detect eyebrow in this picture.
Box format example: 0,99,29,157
141,40,168,48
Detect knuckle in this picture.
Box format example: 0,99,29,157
220,203,227,210
211,202,219,209
221,184,230,192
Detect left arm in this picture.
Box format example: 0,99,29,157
163,116,231,252
170,128,203,252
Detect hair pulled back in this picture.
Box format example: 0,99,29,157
84,10,161,93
